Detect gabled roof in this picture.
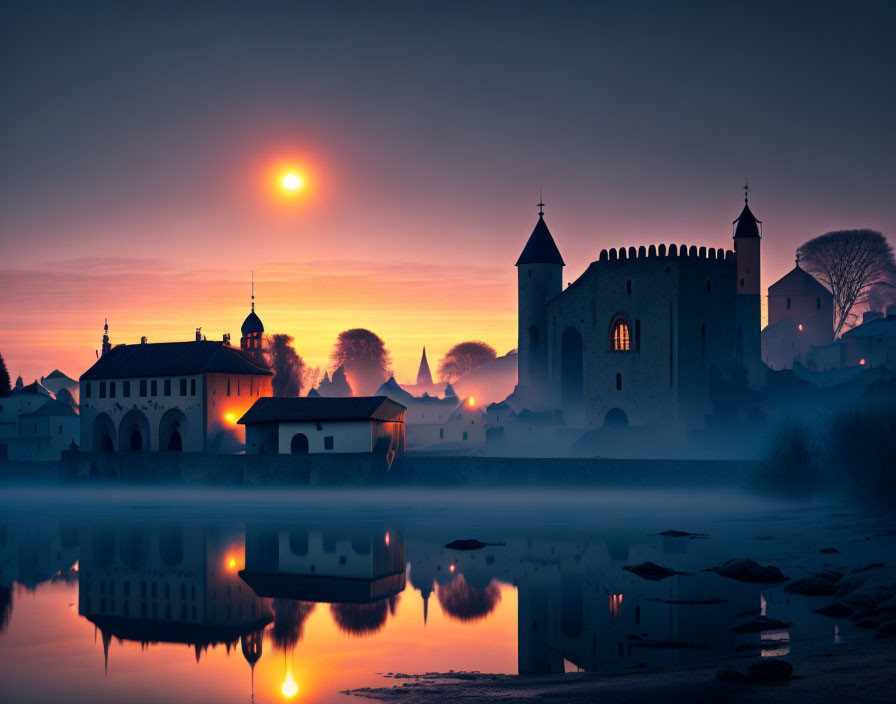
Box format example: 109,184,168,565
516,216,565,266
80,341,272,380
733,202,761,238
44,369,74,381
375,376,416,404
768,264,831,297
238,395,406,424
20,399,77,418
842,315,896,339
10,381,52,397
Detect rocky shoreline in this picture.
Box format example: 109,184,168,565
344,637,896,703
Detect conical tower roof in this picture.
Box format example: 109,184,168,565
516,215,564,266
416,347,433,386
733,202,761,238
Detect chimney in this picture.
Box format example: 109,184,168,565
223,333,231,345
195,327,202,342
863,310,883,324
141,336,148,344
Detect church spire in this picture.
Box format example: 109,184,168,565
733,180,761,239
416,347,433,386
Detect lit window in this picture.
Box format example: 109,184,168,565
860,358,866,366
610,315,631,351
798,324,803,331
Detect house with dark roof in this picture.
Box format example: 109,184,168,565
238,396,406,458
762,258,834,370
79,340,272,453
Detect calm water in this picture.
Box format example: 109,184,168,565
0,486,890,703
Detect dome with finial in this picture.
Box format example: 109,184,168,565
241,310,264,335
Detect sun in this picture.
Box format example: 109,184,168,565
282,173,302,191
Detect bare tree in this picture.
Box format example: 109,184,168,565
438,341,497,382
266,334,306,397
797,230,895,336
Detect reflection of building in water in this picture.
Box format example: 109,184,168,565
240,524,406,637
405,530,763,674
0,520,79,591
77,522,271,668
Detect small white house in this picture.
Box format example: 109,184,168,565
239,396,406,457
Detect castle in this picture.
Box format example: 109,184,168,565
514,193,761,430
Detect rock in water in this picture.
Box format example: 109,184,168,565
444,539,504,551
876,621,896,638
731,616,793,633
712,558,787,583
814,602,854,618
622,561,692,581
658,530,709,538
784,570,844,595
747,659,793,682
716,668,748,683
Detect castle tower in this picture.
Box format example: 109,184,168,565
101,319,111,357
732,182,762,382
516,200,564,405
240,273,266,361
416,347,433,386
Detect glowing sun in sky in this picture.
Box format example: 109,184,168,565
282,172,303,191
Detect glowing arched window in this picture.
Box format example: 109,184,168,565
610,315,631,351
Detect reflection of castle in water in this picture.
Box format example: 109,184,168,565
77,522,272,668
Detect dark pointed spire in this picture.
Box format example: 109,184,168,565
733,180,761,239
516,198,564,266
416,347,433,386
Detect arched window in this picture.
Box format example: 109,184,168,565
609,314,631,351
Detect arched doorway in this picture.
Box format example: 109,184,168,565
604,408,628,427
290,433,309,454
561,327,584,424
118,409,150,452
92,413,116,452
159,409,188,452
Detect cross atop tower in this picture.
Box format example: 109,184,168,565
251,271,255,312
537,187,544,217
743,178,751,203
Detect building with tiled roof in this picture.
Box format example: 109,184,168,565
239,396,405,456
79,339,272,453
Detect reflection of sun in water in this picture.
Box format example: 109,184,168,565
281,669,299,698
282,173,302,191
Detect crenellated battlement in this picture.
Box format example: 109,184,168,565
596,244,735,263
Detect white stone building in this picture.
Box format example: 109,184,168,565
761,259,834,370
239,396,406,456
79,340,272,453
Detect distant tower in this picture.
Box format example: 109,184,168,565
101,319,112,357
516,199,564,404
416,347,433,386
240,273,265,360
732,181,762,381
